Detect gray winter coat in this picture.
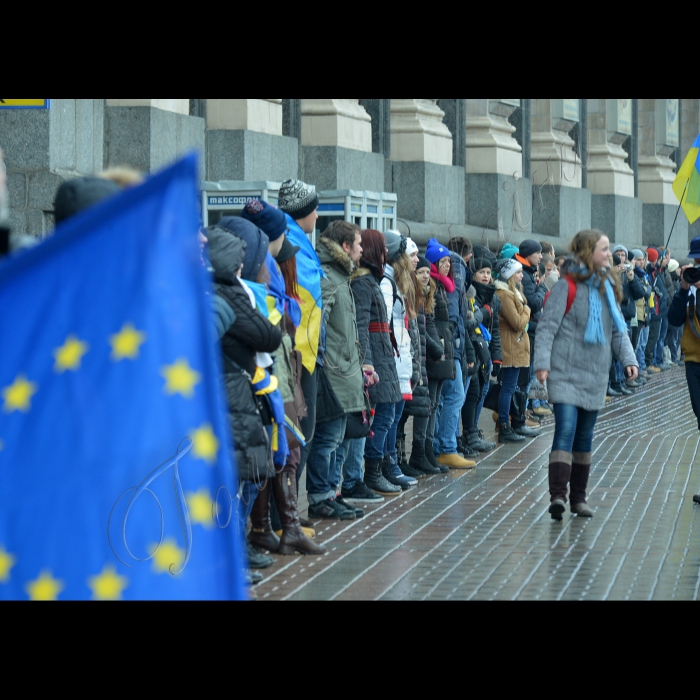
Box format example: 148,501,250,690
533,277,638,411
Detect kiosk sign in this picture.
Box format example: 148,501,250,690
0,99,50,109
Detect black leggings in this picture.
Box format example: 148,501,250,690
461,373,484,435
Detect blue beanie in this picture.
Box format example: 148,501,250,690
241,200,287,242
218,217,269,281
425,238,450,265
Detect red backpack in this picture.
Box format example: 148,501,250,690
543,276,577,315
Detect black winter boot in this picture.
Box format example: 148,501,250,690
364,458,402,497
409,441,440,476
548,450,572,521
570,452,593,517
467,429,496,452
498,422,526,444
424,440,448,474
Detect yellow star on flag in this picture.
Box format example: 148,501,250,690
88,565,129,601
150,538,186,575
186,488,217,529
161,359,201,399
2,375,38,413
26,570,64,601
53,335,89,373
191,424,219,464
109,323,147,361
0,546,16,583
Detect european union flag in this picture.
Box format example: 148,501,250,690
0,154,247,601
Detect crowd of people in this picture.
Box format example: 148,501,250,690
2,152,699,587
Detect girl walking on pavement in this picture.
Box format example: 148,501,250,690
534,230,638,521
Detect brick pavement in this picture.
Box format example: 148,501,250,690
256,366,700,601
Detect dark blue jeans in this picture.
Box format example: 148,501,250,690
498,367,521,425
306,415,347,504
365,402,396,461
551,404,599,454
387,399,405,463
238,480,260,544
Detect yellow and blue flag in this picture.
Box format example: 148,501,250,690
0,155,247,601
285,215,323,374
673,133,700,225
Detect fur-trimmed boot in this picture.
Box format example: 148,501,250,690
570,452,593,517
549,450,573,521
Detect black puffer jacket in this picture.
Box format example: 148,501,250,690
473,280,503,368
426,279,456,381
516,255,547,338
620,272,645,321
351,265,401,405
404,313,429,417
208,226,282,481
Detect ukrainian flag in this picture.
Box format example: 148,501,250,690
673,133,700,224
285,214,323,374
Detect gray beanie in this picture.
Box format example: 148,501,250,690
629,249,644,260
612,244,629,257
384,230,408,263
518,239,542,258
278,179,319,220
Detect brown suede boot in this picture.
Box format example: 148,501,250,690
272,469,327,556
570,452,593,517
548,451,572,521
248,478,281,553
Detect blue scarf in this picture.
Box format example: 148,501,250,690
583,270,628,345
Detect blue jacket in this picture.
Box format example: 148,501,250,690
449,252,467,361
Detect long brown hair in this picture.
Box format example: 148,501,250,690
278,257,300,300
392,253,422,319
422,278,436,315
568,229,623,303
360,229,388,276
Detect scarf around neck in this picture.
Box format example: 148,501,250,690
581,267,628,345
430,264,455,294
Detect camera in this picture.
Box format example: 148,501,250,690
624,263,632,272
683,266,700,285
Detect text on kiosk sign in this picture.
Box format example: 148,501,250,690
207,195,262,207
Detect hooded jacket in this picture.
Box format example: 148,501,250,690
315,235,366,415
351,264,402,406
534,276,638,411
208,226,282,480
495,280,531,368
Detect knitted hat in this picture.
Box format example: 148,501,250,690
417,255,431,271
278,179,319,220
384,230,408,263
646,247,659,264
425,238,450,265
519,239,543,258
472,245,497,265
499,243,519,260
612,254,622,267
241,200,287,242
218,217,269,282
688,235,700,259
629,249,644,261
612,244,629,257
668,259,680,273
496,258,523,281
473,258,493,272
54,176,121,225
405,237,419,256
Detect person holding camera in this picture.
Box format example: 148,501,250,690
668,236,700,505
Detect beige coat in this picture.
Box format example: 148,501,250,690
495,280,531,368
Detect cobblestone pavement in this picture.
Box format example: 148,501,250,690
256,366,700,601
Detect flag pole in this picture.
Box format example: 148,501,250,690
665,180,689,252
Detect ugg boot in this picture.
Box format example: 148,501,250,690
570,452,593,517
548,450,573,521
272,469,326,556
424,439,448,474
248,478,281,553
410,440,440,475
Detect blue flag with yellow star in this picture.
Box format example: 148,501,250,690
0,154,247,601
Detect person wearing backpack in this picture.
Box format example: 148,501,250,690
534,230,638,521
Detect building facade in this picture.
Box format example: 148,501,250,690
1,99,698,255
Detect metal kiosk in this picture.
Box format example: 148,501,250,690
316,190,398,236
201,181,282,227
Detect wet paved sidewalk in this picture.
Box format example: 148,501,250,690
256,366,700,601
